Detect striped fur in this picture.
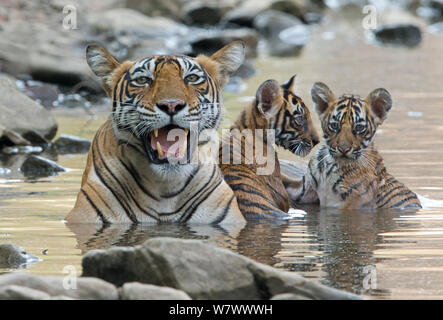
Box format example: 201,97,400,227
286,82,421,209
219,77,319,219
67,43,247,225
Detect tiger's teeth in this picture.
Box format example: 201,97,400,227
184,128,189,135
156,141,164,157
179,139,187,158
154,129,158,138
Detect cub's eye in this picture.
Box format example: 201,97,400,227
294,115,305,126
329,122,339,132
354,124,366,133
133,77,151,85
185,74,200,83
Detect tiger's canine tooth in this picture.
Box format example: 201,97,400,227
156,141,164,157
154,129,158,138
184,128,189,135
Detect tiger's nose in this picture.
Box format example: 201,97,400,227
157,99,186,115
337,144,351,154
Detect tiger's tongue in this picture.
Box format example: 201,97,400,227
150,127,187,158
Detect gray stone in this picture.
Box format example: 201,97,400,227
82,237,362,300
0,273,118,300
53,135,91,154
183,2,224,25
20,155,66,178
0,77,58,143
253,10,304,39
373,24,422,48
270,293,311,300
0,243,40,268
0,285,50,300
190,28,259,58
120,282,191,300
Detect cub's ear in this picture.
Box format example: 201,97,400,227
256,80,282,119
311,82,335,115
86,44,120,95
209,41,245,87
281,75,297,93
367,88,392,121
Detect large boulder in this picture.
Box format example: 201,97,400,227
82,237,362,300
120,282,191,300
0,77,58,144
372,24,422,47
0,273,119,300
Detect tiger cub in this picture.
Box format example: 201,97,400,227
286,82,421,209
67,42,247,225
219,76,319,218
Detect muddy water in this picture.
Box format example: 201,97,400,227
2,9,443,299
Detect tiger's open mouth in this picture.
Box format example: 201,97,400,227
143,124,191,164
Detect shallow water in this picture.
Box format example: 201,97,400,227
2,8,443,299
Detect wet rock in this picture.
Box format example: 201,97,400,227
18,80,60,109
221,8,259,28
125,0,188,20
82,237,362,300
52,93,91,109
0,285,50,300
0,243,40,268
0,21,89,86
372,24,422,47
232,60,256,79
224,77,247,93
0,77,58,144
0,273,119,300
253,10,304,38
53,135,91,154
2,146,43,155
268,0,307,20
120,282,192,300
20,155,66,178
190,28,259,58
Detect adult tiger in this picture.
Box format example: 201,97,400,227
285,82,421,209
66,42,247,225
219,76,319,218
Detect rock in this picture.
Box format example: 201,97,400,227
82,237,362,300
232,60,256,79
0,77,58,144
252,10,309,56
2,146,43,155
120,282,192,300
372,24,422,47
224,77,247,93
0,285,50,300
268,0,307,20
20,155,66,178
270,293,311,300
19,81,60,109
53,135,91,154
221,8,259,28
183,2,224,25
87,8,188,39
190,28,259,58
0,273,119,300
0,243,40,268
125,0,188,20
0,21,89,86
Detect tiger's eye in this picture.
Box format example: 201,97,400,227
294,115,304,126
134,77,150,85
329,122,339,132
185,74,199,83
355,124,366,133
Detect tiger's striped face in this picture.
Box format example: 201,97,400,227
311,82,392,163
256,77,319,157
86,42,245,165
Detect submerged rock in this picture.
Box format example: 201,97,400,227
82,237,362,300
53,135,91,154
372,24,422,47
20,155,66,178
0,77,58,144
0,243,40,268
120,282,191,300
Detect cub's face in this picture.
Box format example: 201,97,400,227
86,42,245,165
255,76,319,157
311,82,392,163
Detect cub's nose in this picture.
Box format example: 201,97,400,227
157,99,186,115
312,137,319,146
337,144,351,154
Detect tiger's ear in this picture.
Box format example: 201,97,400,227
86,44,120,95
256,80,282,119
367,88,392,122
281,75,297,93
209,41,245,87
311,82,335,116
